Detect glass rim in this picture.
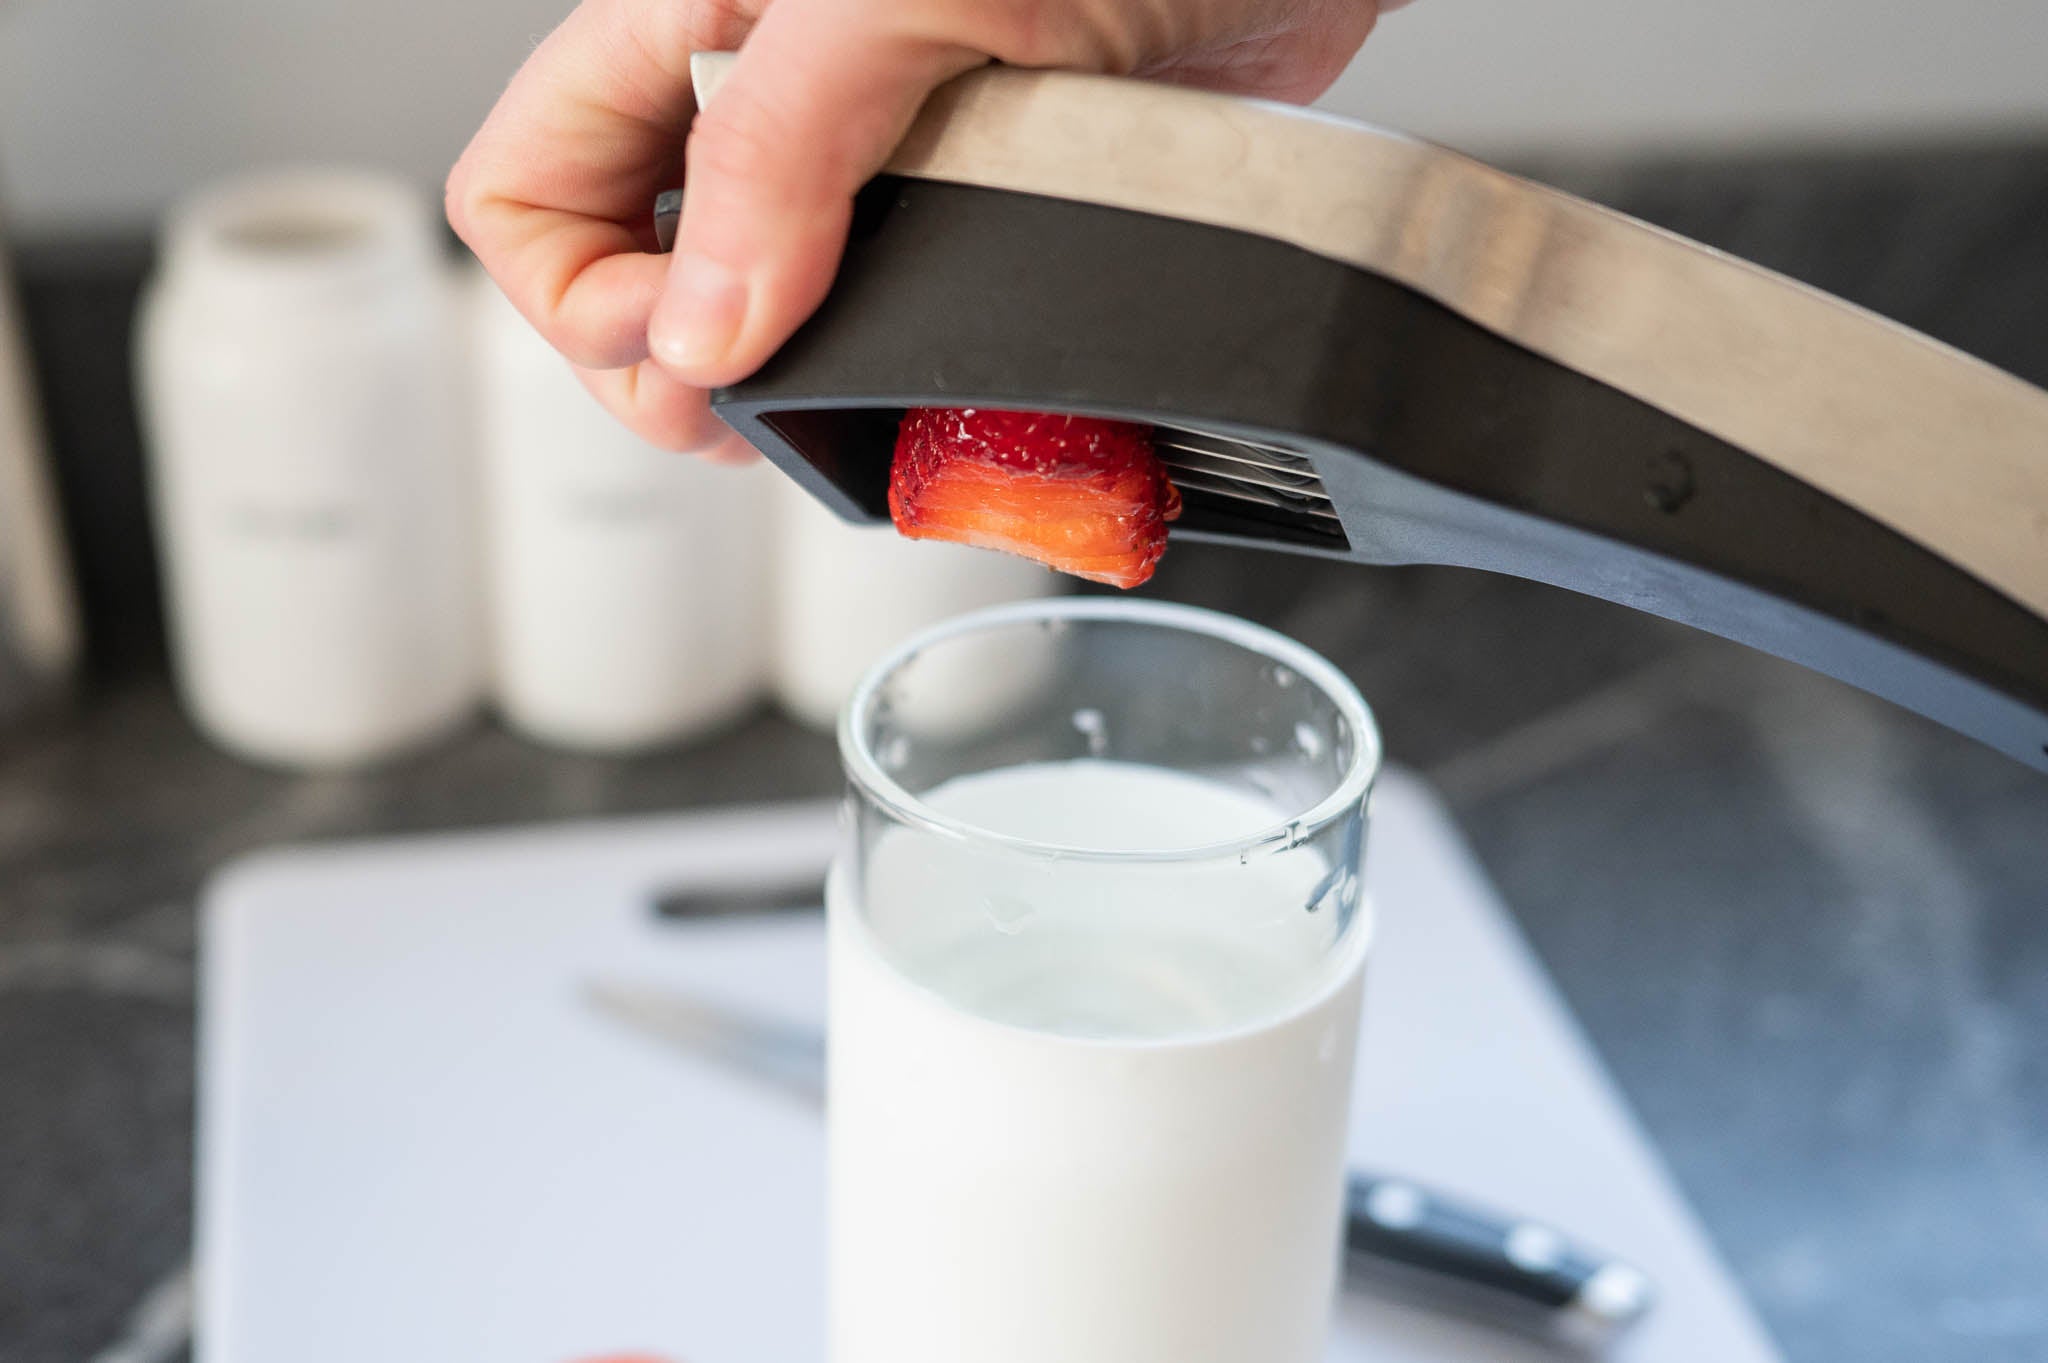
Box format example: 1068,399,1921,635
838,596,1383,865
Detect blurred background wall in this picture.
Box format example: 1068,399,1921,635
5,0,2048,233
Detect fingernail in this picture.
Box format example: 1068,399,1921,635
650,254,747,371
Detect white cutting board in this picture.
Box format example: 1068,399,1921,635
196,770,1783,1363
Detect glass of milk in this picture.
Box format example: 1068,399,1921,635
832,596,1380,1363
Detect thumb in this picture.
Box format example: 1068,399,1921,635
647,8,981,388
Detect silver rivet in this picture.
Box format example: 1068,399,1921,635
1505,1223,1563,1272
1364,1181,1425,1230
1579,1264,1655,1324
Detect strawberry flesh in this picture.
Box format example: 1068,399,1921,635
887,407,1182,589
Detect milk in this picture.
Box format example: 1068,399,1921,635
830,760,1370,1363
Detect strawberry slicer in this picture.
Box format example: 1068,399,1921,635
664,54,2048,773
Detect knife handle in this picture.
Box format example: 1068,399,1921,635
1346,1174,1654,1348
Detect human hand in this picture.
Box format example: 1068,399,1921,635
448,0,1413,457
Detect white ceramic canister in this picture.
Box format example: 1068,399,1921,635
0,229,82,729
469,271,771,751
769,473,1061,731
136,170,482,768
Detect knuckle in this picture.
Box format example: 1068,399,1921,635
686,88,800,185
443,152,520,259
558,325,643,373
980,0,1064,66
442,161,480,242
676,0,757,51
966,0,1127,70
536,283,649,372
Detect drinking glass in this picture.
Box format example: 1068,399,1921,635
830,597,1380,1363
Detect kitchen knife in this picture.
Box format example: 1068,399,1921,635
584,979,1655,1350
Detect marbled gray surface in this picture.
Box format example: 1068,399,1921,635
5,144,2048,1363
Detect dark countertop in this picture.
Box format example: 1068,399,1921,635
5,145,2048,1363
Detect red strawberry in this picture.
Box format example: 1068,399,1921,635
887,408,1182,589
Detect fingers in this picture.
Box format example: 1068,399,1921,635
572,360,756,461
1140,0,1383,105
645,3,985,388
459,0,1403,458
448,0,754,369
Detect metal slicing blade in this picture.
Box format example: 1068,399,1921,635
1152,423,1345,534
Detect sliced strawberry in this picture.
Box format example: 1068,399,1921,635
887,407,1182,589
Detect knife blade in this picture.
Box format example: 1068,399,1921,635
583,979,1654,1350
